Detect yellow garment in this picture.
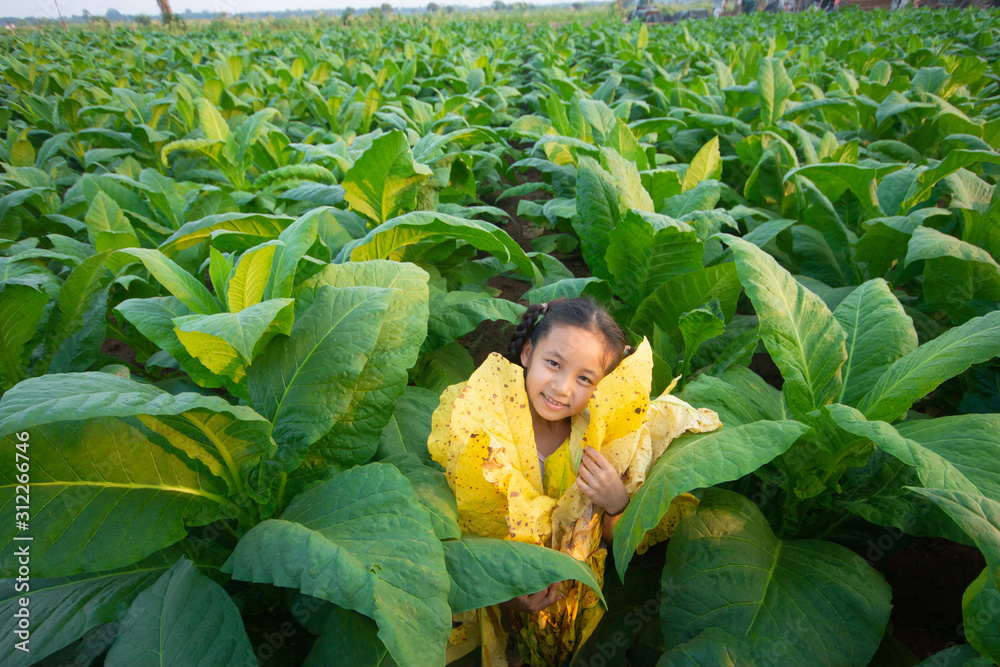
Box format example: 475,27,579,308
429,338,722,666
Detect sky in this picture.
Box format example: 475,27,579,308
2,0,550,19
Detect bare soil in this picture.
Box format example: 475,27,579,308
871,538,986,661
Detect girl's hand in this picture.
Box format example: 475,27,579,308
501,581,564,614
576,447,629,515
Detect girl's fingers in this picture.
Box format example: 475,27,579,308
584,447,609,470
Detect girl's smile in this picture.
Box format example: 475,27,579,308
520,325,610,426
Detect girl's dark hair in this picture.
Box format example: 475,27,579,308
506,298,631,373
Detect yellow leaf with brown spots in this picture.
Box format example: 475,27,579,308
454,431,509,538
431,337,720,667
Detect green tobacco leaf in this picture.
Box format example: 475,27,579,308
757,57,795,126
521,277,615,306
662,180,721,218
907,227,1000,325
9,139,35,167
678,301,725,377
791,226,845,287
910,488,1000,591
656,628,758,666
719,234,847,419
302,605,398,667
0,542,224,667
444,535,606,614
136,406,276,504
793,177,851,260
0,370,272,500
660,489,891,665
906,226,1000,277
377,386,439,462
604,118,647,170
614,420,808,581
295,261,429,466
425,290,524,350
116,248,221,315
84,190,134,244
174,298,295,376
246,285,391,469
160,137,222,169
964,569,1000,664
0,283,48,389
703,323,762,377
226,241,280,313
159,212,293,257
631,264,741,347
337,211,540,284
409,341,475,395
913,645,992,667
0,415,232,577
222,463,450,667
197,97,230,143
209,247,232,309
105,558,253,667
829,449,970,546
875,90,934,127
114,297,225,390
575,155,624,281
263,207,325,301
85,191,139,273
0,371,265,439
641,169,683,208
786,163,904,218
857,310,1000,423
828,405,1000,501
342,129,432,226
833,279,918,407
606,211,701,312
602,146,652,207
682,136,722,192
380,453,459,541
897,150,1000,214
139,169,186,230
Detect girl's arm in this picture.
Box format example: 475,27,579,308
601,511,622,545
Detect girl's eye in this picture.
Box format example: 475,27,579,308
547,359,559,368
579,376,592,384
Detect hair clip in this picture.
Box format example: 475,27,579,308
540,302,548,314
624,345,634,355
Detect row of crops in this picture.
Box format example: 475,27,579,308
1,7,999,666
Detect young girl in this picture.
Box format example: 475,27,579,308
429,298,721,667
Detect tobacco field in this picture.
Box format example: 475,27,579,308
1,7,1000,666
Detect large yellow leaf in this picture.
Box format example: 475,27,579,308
432,338,721,667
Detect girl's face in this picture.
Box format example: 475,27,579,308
520,324,609,423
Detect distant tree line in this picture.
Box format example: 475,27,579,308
3,0,604,26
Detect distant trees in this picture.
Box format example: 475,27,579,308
428,2,440,11
156,0,174,24
380,3,394,13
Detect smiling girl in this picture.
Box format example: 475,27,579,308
430,297,721,667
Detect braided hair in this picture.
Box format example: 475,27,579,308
506,297,630,374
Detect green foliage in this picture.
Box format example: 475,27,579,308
1,8,1000,665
